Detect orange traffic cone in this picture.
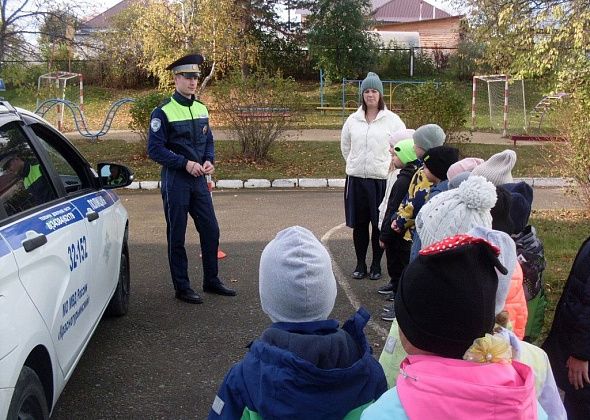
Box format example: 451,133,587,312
208,174,226,259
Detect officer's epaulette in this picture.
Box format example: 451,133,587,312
157,98,172,108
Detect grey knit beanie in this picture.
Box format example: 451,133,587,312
360,72,384,96
416,175,497,248
259,226,337,323
471,150,517,186
468,226,518,315
413,124,446,152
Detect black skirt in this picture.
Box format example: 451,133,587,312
344,175,386,228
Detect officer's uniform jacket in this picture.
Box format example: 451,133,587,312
147,91,214,175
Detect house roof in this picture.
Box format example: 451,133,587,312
297,0,454,22
373,0,452,22
82,0,136,30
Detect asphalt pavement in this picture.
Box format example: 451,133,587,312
51,188,584,419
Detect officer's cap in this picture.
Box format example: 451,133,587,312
167,54,204,77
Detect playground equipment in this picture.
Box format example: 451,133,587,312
318,71,438,119
37,71,84,131
471,74,527,137
528,93,569,129
34,98,135,140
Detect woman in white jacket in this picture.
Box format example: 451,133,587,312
341,72,406,280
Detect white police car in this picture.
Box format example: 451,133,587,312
0,101,133,419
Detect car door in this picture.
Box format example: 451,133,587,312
26,122,122,327
0,232,20,365
0,120,92,377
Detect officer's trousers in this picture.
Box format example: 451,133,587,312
161,171,220,291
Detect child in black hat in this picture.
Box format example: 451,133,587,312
363,235,545,419
382,145,458,320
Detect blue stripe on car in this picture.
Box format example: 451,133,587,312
0,191,115,251
70,190,115,216
0,235,11,258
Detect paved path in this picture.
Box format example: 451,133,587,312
64,128,542,146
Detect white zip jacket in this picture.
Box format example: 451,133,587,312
341,107,406,179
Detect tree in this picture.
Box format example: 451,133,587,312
96,5,152,88
462,0,590,202
38,8,78,70
121,0,314,86
1,0,43,69
232,0,313,76
463,0,589,93
127,0,246,89
0,0,91,72
306,0,379,81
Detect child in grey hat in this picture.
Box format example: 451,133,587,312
209,226,387,419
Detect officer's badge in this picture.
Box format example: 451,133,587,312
150,118,161,132
203,125,208,135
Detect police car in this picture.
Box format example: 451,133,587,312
0,101,133,419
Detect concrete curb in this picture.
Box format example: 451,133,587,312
127,177,577,190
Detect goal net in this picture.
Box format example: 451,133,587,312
36,71,83,131
471,75,528,136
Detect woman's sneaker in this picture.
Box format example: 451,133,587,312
369,264,382,280
352,264,367,279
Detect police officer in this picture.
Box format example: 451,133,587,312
1,154,55,205
148,53,236,304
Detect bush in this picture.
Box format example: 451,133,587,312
213,71,304,160
1,62,47,89
398,81,468,143
129,91,168,144
376,43,411,79
551,97,590,208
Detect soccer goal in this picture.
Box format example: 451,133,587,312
471,75,527,137
36,71,83,131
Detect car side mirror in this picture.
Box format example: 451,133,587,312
97,163,134,189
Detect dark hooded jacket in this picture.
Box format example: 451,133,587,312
503,182,533,233
208,308,387,419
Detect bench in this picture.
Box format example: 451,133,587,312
316,106,358,114
510,135,567,146
236,107,292,122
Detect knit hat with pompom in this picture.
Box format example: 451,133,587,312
416,175,498,248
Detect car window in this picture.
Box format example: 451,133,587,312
0,122,57,218
29,123,92,194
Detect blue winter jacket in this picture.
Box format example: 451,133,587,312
208,308,387,419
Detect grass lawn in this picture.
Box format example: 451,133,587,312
3,80,558,132
530,210,590,344
71,138,566,181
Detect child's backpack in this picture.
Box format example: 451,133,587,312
513,225,547,343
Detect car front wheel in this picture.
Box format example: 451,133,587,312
7,366,49,420
106,246,130,317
